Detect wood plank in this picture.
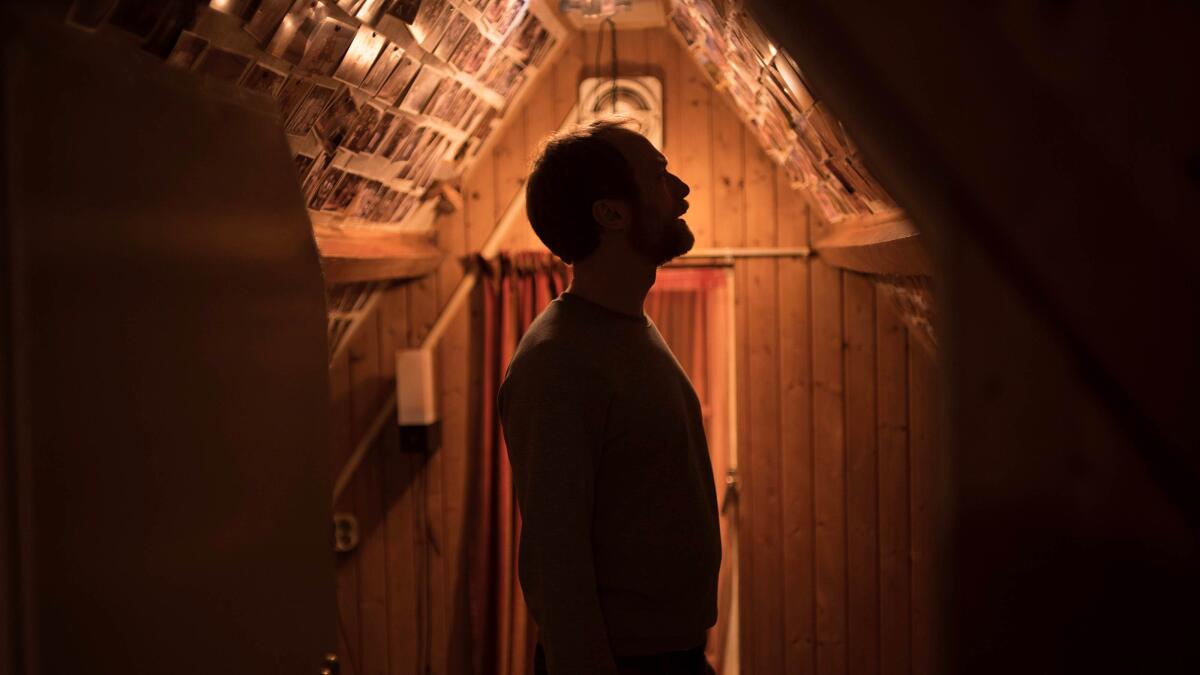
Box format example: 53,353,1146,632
776,167,810,249
843,271,879,675
908,336,937,675
778,244,815,673
876,286,911,675
435,199,471,675
710,95,745,248
436,310,471,675
348,311,389,675
672,33,713,247
465,152,496,253
330,349,361,675
747,258,784,675
811,259,847,675
620,27,650,72
316,226,444,283
552,34,583,127
744,140,777,249
732,261,755,675
381,286,422,675
811,211,932,276
645,24,670,100
404,274,446,675
492,102,528,241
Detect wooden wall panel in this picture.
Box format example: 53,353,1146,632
324,26,946,675
908,337,939,675
711,96,746,248
843,273,879,675
351,310,390,675
811,260,848,675
876,294,912,675
331,350,361,675
777,172,815,675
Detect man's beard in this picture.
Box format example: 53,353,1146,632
628,207,695,266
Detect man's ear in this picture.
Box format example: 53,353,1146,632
592,199,630,231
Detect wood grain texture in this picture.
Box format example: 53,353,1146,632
777,189,815,675
842,272,879,675
746,258,784,675
710,96,745,248
674,33,713,248
331,350,361,675
811,260,847,675
908,336,937,675
349,311,389,675
381,286,422,675
876,288,911,675
732,261,755,675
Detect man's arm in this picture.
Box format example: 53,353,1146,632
500,360,619,675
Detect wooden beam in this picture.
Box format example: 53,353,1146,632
315,224,444,283
812,210,932,276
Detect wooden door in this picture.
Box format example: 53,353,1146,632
1,11,334,674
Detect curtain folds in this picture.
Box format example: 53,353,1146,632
470,251,570,675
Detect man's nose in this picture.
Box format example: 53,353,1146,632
674,176,690,198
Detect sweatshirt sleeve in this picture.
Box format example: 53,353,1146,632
499,355,620,675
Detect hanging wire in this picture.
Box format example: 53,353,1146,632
609,17,618,114
594,17,619,114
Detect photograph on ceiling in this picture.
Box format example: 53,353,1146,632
285,82,336,136
240,62,289,97
449,24,492,75
378,114,418,160
326,172,364,213
243,0,293,45
307,165,343,210
313,88,361,152
266,0,329,62
276,75,315,121
398,67,443,115
377,56,421,106
432,9,473,62
193,45,255,83
296,18,355,76
360,42,405,96
333,24,388,87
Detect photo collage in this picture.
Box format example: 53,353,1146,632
668,0,897,221
68,0,562,228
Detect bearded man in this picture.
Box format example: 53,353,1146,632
498,118,722,675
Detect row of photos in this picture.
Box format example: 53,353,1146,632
67,0,558,227
669,0,896,221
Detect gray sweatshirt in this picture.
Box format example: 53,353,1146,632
498,291,722,675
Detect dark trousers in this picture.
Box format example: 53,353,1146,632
533,641,716,675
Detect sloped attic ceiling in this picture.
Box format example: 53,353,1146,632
65,0,571,235
665,0,899,223
62,0,923,296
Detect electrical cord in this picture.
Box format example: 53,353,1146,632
594,17,619,114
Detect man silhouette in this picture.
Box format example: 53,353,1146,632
498,118,722,675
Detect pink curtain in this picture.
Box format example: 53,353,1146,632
470,251,571,675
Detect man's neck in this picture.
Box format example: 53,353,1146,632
566,258,656,319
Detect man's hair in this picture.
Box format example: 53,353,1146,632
525,117,643,264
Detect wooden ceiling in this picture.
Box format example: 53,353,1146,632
62,0,925,290
65,0,570,233
665,0,898,223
